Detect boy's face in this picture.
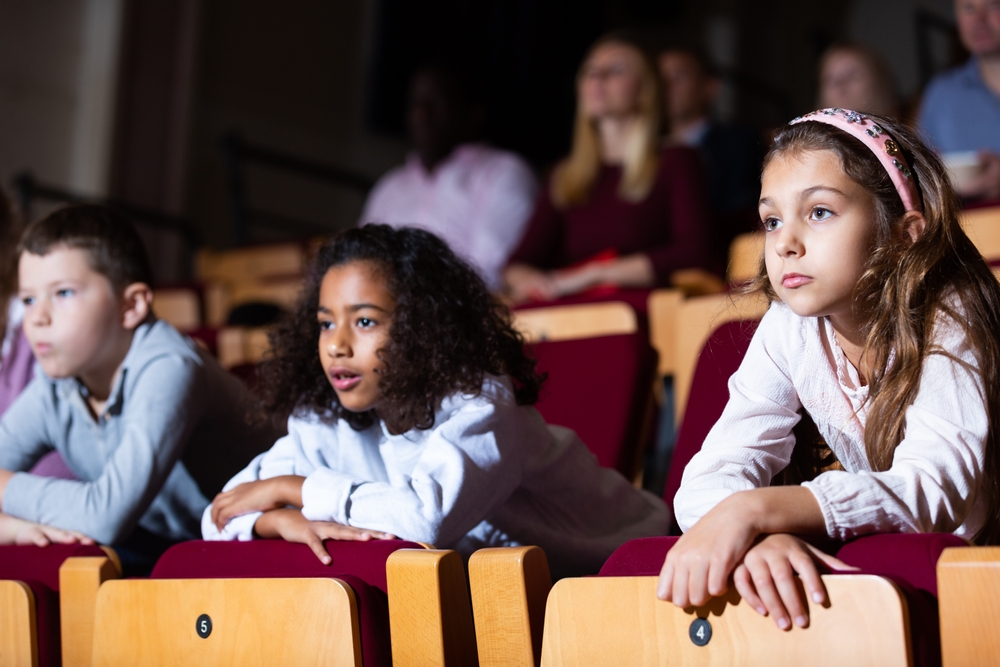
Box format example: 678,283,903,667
19,246,130,382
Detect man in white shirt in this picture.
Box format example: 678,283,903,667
361,65,538,289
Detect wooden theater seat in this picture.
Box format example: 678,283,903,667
539,574,911,667
385,549,479,666
727,231,764,285
646,289,684,379
0,544,120,667
195,243,305,287
961,205,1000,262
938,546,1000,667
468,546,552,667
513,301,637,343
216,326,272,368
91,539,426,667
153,287,203,332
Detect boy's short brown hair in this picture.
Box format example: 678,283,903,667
19,204,153,291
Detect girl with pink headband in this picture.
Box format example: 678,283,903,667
658,109,1000,630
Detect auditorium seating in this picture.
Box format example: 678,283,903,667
531,332,658,478
727,231,764,284
513,301,637,343
938,545,1000,667
90,539,424,667
0,544,120,667
961,204,1000,262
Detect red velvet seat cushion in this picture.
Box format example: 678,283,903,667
663,319,759,532
598,533,965,667
0,544,109,667
531,332,658,476
150,539,425,667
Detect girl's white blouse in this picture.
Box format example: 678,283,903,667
203,375,669,578
675,301,988,541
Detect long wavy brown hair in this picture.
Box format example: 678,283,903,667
748,115,1000,545
551,34,663,207
258,224,545,434
0,189,22,340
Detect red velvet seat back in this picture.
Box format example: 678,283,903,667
0,544,109,667
663,319,759,531
531,332,658,477
150,539,425,667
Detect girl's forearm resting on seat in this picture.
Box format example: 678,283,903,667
210,475,306,530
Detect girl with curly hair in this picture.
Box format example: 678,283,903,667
660,110,1000,631
203,224,668,578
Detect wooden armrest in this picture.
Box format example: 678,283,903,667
938,545,1000,667
60,551,122,667
540,575,911,667
386,549,478,666
469,546,552,667
91,577,361,666
0,580,37,666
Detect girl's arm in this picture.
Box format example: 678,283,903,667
252,508,394,564
547,254,656,296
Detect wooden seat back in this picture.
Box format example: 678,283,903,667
647,289,684,378
195,243,305,286
938,546,1000,667
540,575,912,667
0,580,36,666
961,205,1000,261
513,302,637,343
92,577,362,666
154,288,202,332
727,232,764,285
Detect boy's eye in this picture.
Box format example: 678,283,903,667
810,207,833,222
21,296,34,306
762,217,782,232
55,288,74,298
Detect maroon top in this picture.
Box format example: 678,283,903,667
509,146,713,284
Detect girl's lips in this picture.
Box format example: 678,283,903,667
782,273,813,288
329,369,361,391
33,342,52,355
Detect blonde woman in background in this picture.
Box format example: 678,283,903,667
504,35,711,303
818,42,899,118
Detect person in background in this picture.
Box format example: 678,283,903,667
360,64,538,290
659,46,764,263
504,36,712,303
918,0,1000,200
0,189,32,418
818,42,899,118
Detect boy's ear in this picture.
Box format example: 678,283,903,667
121,282,153,330
901,211,927,244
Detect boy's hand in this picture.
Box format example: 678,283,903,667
732,534,856,630
211,476,306,530
657,493,763,608
0,513,94,547
252,508,395,564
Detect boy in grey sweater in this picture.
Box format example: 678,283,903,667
0,205,279,571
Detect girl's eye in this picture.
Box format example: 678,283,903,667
810,207,833,222
318,320,334,331
357,317,375,328
762,217,782,232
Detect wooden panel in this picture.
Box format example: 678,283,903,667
540,575,911,667
647,289,684,377
229,278,303,311
92,577,361,667
961,206,1000,261
513,302,637,343
195,243,305,285
387,549,479,667
154,288,202,331
0,580,37,667
668,268,726,296
216,326,272,369
673,292,769,423
727,232,764,284
60,555,122,667
938,546,1000,667
469,546,552,667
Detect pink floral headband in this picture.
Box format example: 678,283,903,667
790,108,923,213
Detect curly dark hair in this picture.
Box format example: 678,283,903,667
258,224,544,432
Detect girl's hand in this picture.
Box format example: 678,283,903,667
253,508,395,564
503,264,560,303
549,264,603,298
657,493,762,608
211,476,305,530
733,534,856,630
0,513,94,547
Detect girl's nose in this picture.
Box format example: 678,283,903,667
773,225,804,257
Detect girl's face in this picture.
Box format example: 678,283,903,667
759,149,876,333
317,260,395,414
578,43,644,120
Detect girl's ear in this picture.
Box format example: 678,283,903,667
121,282,153,330
901,211,927,244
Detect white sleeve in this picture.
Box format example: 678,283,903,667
201,418,324,541
803,320,987,539
673,308,802,532
300,398,531,546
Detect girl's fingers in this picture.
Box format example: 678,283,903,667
304,533,333,565
790,550,827,606
733,564,767,616
656,560,674,600
768,557,809,628
687,560,711,606
672,564,691,609
746,558,791,630
809,546,858,572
